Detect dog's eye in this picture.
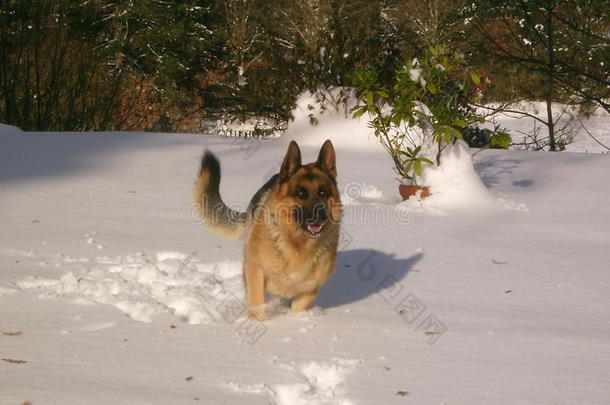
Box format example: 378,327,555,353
296,187,308,200
318,188,328,198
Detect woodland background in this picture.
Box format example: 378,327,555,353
1,0,608,146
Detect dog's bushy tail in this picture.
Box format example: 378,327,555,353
192,151,247,240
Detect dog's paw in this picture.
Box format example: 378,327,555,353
249,309,266,321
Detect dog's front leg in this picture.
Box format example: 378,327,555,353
290,288,319,312
244,261,265,320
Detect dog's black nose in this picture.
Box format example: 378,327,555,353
308,203,328,224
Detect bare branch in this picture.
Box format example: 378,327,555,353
577,118,610,151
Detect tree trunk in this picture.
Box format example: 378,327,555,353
545,90,556,151
545,0,557,151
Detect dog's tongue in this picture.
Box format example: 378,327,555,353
307,224,323,234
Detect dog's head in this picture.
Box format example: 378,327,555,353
275,140,341,237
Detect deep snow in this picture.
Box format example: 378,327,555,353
1,109,609,404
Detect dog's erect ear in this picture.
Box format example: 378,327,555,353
316,139,337,178
279,141,302,182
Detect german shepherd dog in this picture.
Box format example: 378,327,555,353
193,140,341,319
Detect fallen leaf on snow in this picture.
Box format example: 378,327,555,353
1,331,23,336
2,358,27,364
396,390,409,397
492,259,508,265
505,289,513,294
185,376,194,382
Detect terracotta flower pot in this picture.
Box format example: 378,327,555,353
398,185,431,200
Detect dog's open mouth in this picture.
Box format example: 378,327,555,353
304,222,325,237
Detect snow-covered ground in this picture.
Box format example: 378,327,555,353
1,106,609,405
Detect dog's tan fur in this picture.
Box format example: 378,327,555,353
193,140,341,319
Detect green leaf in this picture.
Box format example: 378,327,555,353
376,89,389,98
352,108,366,118
452,119,468,127
470,71,481,85
414,160,422,176
447,126,463,139
490,132,512,148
